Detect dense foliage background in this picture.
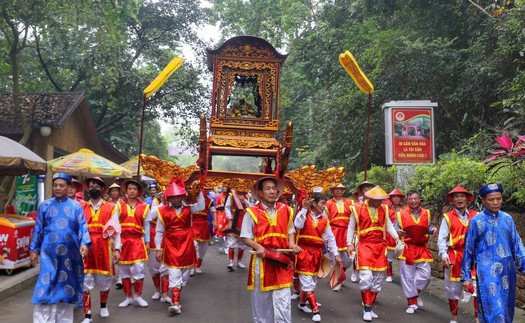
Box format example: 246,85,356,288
2,0,525,207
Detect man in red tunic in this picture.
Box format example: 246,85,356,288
214,186,230,254
385,188,405,282
81,177,121,323
155,178,204,315
396,190,437,314
347,186,400,322
191,186,215,274
225,190,249,271
107,182,123,289
115,179,151,308
438,185,478,323
295,192,341,322
144,184,165,301
325,183,353,291
241,177,300,323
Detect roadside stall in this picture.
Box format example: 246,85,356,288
0,135,47,274
0,214,35,274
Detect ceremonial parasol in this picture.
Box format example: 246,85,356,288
47,148,132,178
119,156,156,184
0,136,47,175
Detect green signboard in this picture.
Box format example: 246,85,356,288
15,174,38,215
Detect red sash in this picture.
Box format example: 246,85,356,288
118,199,149,264
245,202,294,291
326,198,353,250
351,201,388,271
397,207,433,265
158,205,196,268
444,209,477,281
83,200,115,275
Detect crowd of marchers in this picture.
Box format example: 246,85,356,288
28,173,525,323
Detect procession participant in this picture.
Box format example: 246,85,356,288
215,185,230,254
80,177,121,323
108,182,121,205
461,183,525,323
155,178,205,314
144,183,164,300
347,185,401,322
225,190,248,271
295,192,341,322
385,188,405,282
356,181,375,202
68,178,86,207
438,185,478,323
240,177,300,323
29,173,91,323
325,183,354,291
115,178,151,308
191,184,215,274
75,191,85,203
396,190,437,314
350,181,375,283
108,183,124,289
144,183,159,205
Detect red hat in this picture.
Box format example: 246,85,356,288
446,185,474,202
164,177,187,197
388,188,405,197
71,178,83,192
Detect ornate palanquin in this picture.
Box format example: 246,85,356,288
140,36,345,198
194,36,293,182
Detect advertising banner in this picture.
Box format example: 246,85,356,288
383,101,437,165
15,174,38,215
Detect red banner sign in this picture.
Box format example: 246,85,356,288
391,108,433,163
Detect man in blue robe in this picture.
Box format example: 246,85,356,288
29,173,91,323
461,183,525,323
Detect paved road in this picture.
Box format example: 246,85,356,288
0,244,477,323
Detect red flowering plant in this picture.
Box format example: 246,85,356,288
484,131,525,172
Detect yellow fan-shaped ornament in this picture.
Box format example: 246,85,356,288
143,57,184,99
339,51,374,94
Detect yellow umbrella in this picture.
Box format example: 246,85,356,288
120,156,157,184
47,148,132,178
120,156,143,174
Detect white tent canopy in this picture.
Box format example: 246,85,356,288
0,136,47,175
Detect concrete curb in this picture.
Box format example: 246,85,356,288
0,266,38,300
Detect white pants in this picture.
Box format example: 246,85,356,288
83,273,113,292
119,262,146,280
329,249,353,270
359,269,384,292
33,303,74,323
444,267,463,300
147,250,161,275
194,240,208,259
298,274,318,292
387,249,396,262
250,258,291,323
159,264,191,288
226,234,246,249
399,260,431,298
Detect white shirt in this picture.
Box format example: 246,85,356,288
294,208,339,257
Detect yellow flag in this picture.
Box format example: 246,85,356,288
143,57,184,99
339,51,374,94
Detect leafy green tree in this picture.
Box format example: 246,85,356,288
407,153,487,222
1,0,209,155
